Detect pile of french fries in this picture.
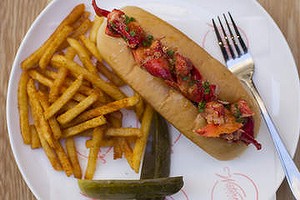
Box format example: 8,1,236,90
17,4,153,180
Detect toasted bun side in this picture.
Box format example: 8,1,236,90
97,6,260,160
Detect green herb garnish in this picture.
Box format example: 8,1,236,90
167,49,175,57
142,34,154,47
198,101,206,113
125,15,135,24
130,30,136,36
202,81,210,94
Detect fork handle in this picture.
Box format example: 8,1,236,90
244,79,300,199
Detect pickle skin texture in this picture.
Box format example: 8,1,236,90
78,176,184,199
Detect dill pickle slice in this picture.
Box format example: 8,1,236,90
77,176,183,199
141,113,171,179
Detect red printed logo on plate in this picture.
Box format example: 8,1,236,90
211,167,258,200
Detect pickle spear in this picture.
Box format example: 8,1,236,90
140,113,171,179
78,176,183,199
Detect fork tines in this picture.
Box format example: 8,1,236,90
212,12,248,62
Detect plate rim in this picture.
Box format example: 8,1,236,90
6,0,300,199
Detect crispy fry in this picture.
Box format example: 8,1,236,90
28,69,87,103
120,138,133,164
51,55,126,100
69,95,140,125
72,11,90,29
130,104,154,173
89,16,104,43
30,125,41,149
70,18,92,39
62,115,107,138
134,92,144,120
57,92,99,125
18,72,31,144
38,92,62,140
66,137,82,178
107,111,123,128
67,37,97,73
27,79,55,148
85,127,104,179
36,129,62,171
96,62,126,87
106,128,141,137
58,100,78,115
113,138,123,159
49,67,68,102
79,35,103,62
28,69,53,87
85,138,115,148
44,75,83,119
21,4,85,70
65,46,77,59
44,69,94,97
39,25,73,69
49,47,76,102
53,139,73,177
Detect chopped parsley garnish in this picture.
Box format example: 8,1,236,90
167,49,175,57
202,81,210,94
125,15,135,25
233,103,245,123
198,101,206,113
182,76,189,81
130,30,136,36
142,34,154,47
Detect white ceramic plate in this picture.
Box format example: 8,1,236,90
7,0,300,199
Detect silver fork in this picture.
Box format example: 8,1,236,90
212,12,300,199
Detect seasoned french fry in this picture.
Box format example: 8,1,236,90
28,69,53,88
89,16,104,43
79,35,103,62
21,4,85,70
27,79,55,148
120,138,133,164
53,139,73,177
38,92,62,140
39,25,73,69
113,138,123,159
96,62,126,87
66,137,82,178
134,92,144,120
57,92,99,125
51,55,126,100
67,37,97,73
85,127,104,179
106,128,142,137
85,138,115,148
44,75,83,119
30,125,41,149
49,47,76,102
28,69,86,103
37,129,62,171
62,115,107,138
58,100,78,115
130,104,154,173
69,95,140,125
72,11,90,29
65,46,77,59
18,72,31,144
70,18,92,39
49,67,68,102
